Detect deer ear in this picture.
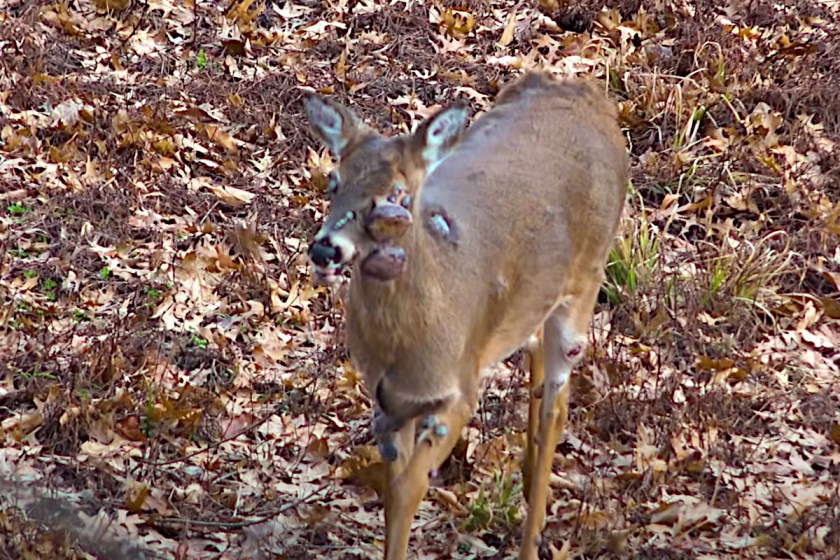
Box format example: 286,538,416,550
414,105,467,168
303,94,361,157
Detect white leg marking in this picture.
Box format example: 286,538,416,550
544,316,586,390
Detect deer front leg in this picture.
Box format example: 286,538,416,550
383,419,416,555
384,395,473,560
520,313,581,560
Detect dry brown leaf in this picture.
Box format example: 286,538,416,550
430,487,464,511
828,424,840,446
206,184,256,206
0,188,28,201
92,0,131,11
124,481,148,514
203,124,239,154
497,5,518,47
115,415,146,442
650,501,682,525
1,412,44,439
826,203,840,235
440,8,475,39
306,437,330,460
696,356,735,371
221,38,247,56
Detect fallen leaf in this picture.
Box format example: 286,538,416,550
206,184,256,206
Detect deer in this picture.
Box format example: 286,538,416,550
303,71,628,560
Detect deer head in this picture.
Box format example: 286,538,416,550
303,93,467,284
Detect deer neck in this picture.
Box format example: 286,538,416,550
351,218,439,307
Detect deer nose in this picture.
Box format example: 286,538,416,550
309,240,339,267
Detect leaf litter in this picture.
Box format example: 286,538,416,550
1,0,839,558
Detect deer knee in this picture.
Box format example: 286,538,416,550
374,377,455,458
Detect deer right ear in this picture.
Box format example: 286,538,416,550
414,105,468,168
303,94,360,157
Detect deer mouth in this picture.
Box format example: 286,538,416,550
308,228,360,285
310,263,346,285
309,225,412,285
309,246,353,285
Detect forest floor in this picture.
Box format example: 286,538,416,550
1,0,839,558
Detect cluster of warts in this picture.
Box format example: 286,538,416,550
387,183,412,209
327,182,412,233
376,413,450,464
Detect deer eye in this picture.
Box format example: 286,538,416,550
326,170,340,196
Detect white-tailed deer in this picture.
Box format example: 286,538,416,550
304,71,627,559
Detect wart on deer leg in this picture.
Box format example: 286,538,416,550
374,384,456,463
417,414,449,445
378,434,399,463
372,404,409,462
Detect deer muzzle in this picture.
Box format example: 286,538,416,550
308,228,357,285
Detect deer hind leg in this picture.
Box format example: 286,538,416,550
523,331,544,505
383,392,475,560
520,290,598,560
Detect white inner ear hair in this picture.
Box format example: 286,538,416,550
309,101,347,155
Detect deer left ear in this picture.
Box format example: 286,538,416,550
413,105,467,168
303,94,363,157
